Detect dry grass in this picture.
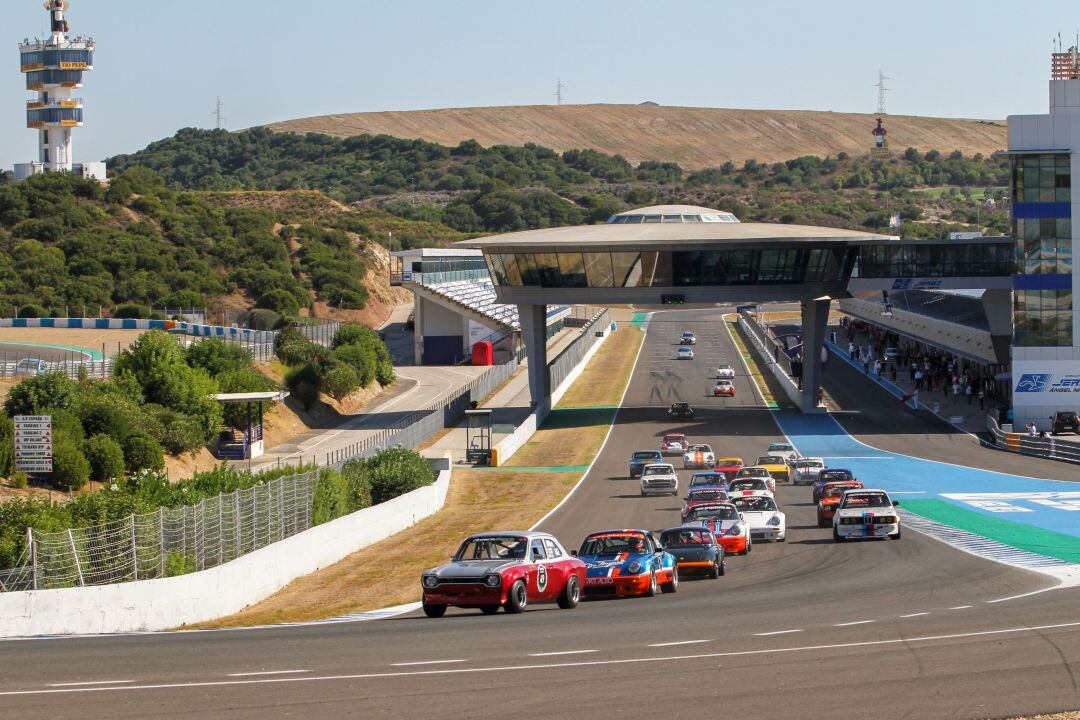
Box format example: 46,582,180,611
196,468,581,628
267,104,1006,170
556,326,644,408
509,423,611,468
0,327,147,354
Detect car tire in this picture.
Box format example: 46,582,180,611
480,606,500,615
890,528,902,540
745,539,752,554
817,512,828,528
778,535,786,543
422,601,447,618
504,580,527,614
833,528,845,543
661,566,679,593
645,572,658,597
707,560,719,579
718,557,726,577
557,576,581,609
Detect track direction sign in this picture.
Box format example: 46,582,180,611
14,415,52,474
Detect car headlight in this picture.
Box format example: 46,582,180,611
728,524,741,535
767,515,781,526
626,561,642,574
484,574,501,588
422,575,439,588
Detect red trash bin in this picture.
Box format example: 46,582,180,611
471,340,493,366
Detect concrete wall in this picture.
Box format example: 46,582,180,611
737,315,802,407
0,465,452,638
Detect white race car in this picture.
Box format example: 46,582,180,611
683,443,716,469
791,457,826,486
734,466,776,493
716,364,736,380
726,477,774,498
766,442,799,465
677,346,694,360
731,493,786,542
833,489,901,542
640,463,679,496
679,332,697,345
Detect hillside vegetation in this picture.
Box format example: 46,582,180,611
110,128,1012,239
265,104,1007,170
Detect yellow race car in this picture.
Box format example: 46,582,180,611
755,455,790,483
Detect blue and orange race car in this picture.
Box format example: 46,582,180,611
688,471,728,491
812,469,857,503
681,486,730,523
575,529,679,597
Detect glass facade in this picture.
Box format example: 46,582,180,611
854,242,1014,279
1011,154,1074,347
19,48,93,68
606,212,739,224
25,69,84,88
485,248,856,288
26,107,82,125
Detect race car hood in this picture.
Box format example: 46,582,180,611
667,546,714,562
427,559,518,581
693,517,742,536
835,507,896,520
580,552,652,577
737,510,783,528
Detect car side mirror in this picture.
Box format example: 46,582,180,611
893,500,900,506
570,549,578,557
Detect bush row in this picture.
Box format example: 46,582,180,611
277,324,395,406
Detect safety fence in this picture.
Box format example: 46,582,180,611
984,415,1080,465
0,471,317,592
548,309,610,393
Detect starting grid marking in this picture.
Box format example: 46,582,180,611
941,492,1080,514
900,510,1069,570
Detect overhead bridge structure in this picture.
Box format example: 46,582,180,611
460,205,1013,413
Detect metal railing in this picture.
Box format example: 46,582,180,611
409,269,492,286
548,309,608,392
0,471,318,592
984,414,1080,465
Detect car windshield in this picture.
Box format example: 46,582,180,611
456,535,528,561
660,529,711,547
729,479,768,492
688,444,712,453
580,533,649,556
716,381,732,387
823,484,860,499
688,489,726,502
664,434,686,442
757,456,783,465
691,473,724,485
643,466,671,476
739,468,768,478
797,460,824,469
841,493,892,509
718,365,733,371
733,496,778,512
633,452,659,460
689,505,738,521
820,471,852,483
768,443,794,452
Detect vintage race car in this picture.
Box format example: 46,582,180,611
677,346,694,360
668,402,695,419
816,480,865,527
813,468,857,502
640,463,679,496
576,529,679,596
689,471,728,490
833,489,901,541
679,332,697,345
713,380,736,397
734,467,776,493
681,486,730,523
683,443,716,469
731,493,786,542
766,442,799,464
629,450,663,478
684,502,750,555
791,457,826,486
714,457,745,476
659,526,725,578
716,364,736,380
755,455,790,482
660,432,689,454
727,477,774,498
421,531,586,617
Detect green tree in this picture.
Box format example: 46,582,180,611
83,434,126,482
3,373,80,417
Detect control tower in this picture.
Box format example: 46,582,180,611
13,1,105,181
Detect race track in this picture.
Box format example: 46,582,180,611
1,308,1078,720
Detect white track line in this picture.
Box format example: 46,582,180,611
834,620,876,627
227,670,310,677
949,606,973,610
46,680,133,687
900,613,930,618
11,621,1080,697
390,659,467,667
528,650,598,657
756,629,803,636
648,640,710,647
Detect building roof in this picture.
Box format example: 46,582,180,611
214,391,285,403
461,222,889,250
610,204,726,216
391,248,482,258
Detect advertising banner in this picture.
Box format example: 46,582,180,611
1012,361,1080,406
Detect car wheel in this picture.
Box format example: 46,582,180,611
645,572,658,597
778,535,786,543
744,539,752,555
480,606,500,615
661,566,679,593
718,557,726,577
422,600,447,618
707,560,719,579
890,528,902,540
817,512,828,528
557,576,581,609
833,528,845,543
504,580,527,614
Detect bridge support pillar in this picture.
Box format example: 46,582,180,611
800,298,830,414
517,304,550,416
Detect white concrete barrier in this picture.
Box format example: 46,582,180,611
737,316,801,407
0,464,451,638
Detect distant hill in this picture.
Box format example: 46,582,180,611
266,104,1007,170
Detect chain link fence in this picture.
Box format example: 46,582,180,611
0,471,317,592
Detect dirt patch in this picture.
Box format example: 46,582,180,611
162,447,222,482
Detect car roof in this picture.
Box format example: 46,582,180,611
467,531,551,540
664,431,688,435
843,488,889,495
585,528,651,537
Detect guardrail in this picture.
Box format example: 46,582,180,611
548,309,609,393
736,308,802,407
984,414,1080,465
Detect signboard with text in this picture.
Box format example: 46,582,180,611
1012,361,1080,406
14,415,52,474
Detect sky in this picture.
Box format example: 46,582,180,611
1,0,1077,170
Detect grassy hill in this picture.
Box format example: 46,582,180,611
265,104,1007,170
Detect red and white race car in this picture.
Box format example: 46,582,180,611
683,443,716,469
713,380,736,397
660,433,689,456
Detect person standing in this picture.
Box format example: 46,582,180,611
966,383,973,405
873,359,882,377
978,388,985,409
952,380,961,401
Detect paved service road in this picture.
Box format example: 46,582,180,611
2,308,1079,720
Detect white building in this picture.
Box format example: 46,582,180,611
13,1,105,182
1007,48,1080,428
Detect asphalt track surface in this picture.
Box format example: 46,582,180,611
1,308,1079,720
0,342,92,362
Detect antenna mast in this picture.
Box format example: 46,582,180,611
554,79,565,106
875,70,890,115
214,96,227,130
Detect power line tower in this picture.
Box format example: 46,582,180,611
554,79,566,106
875,70,890,114
213,96,227,130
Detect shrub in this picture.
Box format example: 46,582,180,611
332,342,376,387
318,359,360,400
51,436,91,491
341,459,373,512
311,468,349,525
3,372,80,417
164,550,196,577
331,324,372,349
83,434,125,482
274,327,319,366
257,288,302,317
17,304,48,319
114,330,186,386
124,434,165,472
76,392,146,442
112,303,150,319
364,447,436,504
243,308,280,331
142,365,222,440
161,415,205,455
184,338,251,377
42,407,86,445
9,472,28,489
284,363,321,410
